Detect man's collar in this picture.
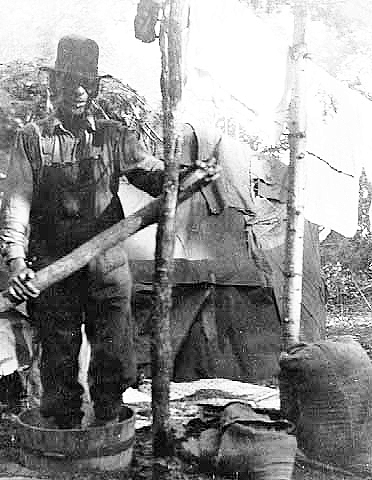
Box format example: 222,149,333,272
85,115,96,133
39,114,62,136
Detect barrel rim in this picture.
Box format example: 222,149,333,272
16,405,135,433
19,435,135,459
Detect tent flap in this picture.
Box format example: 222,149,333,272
128,125,326,382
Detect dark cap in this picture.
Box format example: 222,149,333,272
53,35,99,80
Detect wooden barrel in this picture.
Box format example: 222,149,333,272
15,406,135,473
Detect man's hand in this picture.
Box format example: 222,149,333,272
194,137,222,182
195,156,221,182
8,258,40,302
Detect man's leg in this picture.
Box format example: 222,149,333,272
27,272,85,428
86,244,137,424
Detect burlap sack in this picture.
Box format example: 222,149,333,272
279,336,372,473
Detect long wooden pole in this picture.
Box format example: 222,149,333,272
281,1,308,351
152,0,188,459
0,166,216,314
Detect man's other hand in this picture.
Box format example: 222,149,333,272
8,258,40,302
195,154,221,182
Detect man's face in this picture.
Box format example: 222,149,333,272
51,72,97,117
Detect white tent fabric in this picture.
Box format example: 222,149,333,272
303,60,372,237
184,0,289,146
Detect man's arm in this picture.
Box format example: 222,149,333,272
120,129,165,197
120,125,196,197
0,130,33,264
0,130,39,301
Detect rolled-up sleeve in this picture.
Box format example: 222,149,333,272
119,129,165,197
114,125,195,198
0,130,33,263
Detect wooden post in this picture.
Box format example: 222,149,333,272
152,0,189,460
281,1,308,351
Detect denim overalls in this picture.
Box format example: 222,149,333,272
27,118,136,427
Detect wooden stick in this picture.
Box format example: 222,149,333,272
152,0,189,460
0,165,217,314
281,2,308,351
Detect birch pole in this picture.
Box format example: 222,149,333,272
281,1,308,351
152,0,188,458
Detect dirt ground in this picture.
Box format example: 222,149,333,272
0,306,371,480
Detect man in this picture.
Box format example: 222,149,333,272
0,35,167,428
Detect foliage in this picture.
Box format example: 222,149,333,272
320,171,372,309
96,76,162,155
0,60,49,161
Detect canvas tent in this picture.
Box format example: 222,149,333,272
120,123,326,383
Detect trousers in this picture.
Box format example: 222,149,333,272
27,199,136,427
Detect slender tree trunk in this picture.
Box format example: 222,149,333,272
282,2,307,351
152,0,189,461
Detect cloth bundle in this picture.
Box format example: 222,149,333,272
194,402,297,480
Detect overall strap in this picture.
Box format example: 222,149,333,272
21,123,45,190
